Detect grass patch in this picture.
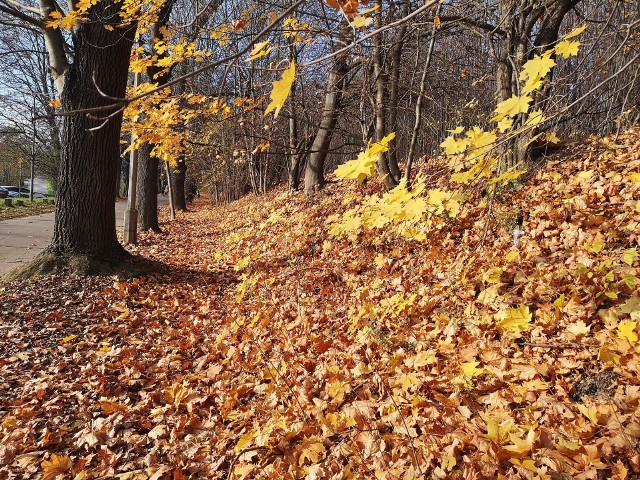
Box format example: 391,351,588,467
0,199,55,221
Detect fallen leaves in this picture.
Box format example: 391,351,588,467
1,127,640,478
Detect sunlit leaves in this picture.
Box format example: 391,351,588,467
519,52,556,84
563,24,587,40
492,95,533,122
246,41,273,61
617,320,638,343
350,16,372,28
42,455,72,480
555,40,580,58
264,61,296,118
496,305,532,337
335,133,396,183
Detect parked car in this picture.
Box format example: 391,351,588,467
1,186,30,198
0,187,8,199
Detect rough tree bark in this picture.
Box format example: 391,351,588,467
170,159,187,211
50,3,135,263
136,142,161,231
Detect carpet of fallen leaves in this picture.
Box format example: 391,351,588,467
1,128,640,480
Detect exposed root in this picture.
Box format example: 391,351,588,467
2,248,157,282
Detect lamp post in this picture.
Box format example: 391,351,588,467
123,72,140,244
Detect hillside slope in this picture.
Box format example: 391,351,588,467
1,128,640,479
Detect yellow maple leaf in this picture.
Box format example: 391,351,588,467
246,40,273,61
497,117,513,132
522,75,543,94
598,345,621,365
235,429,255,452
566,321,590,337
440,135,467,155
496,305,532,337
492,95,533,122
555,40,580,58
42,454,72,480
617,320,638,343
350,16,372,28
519,53,556,83
460,361,483,379
563,24,587,40
264,61,296,118
483,415,515,444
335,133,395,183
504,428,536,455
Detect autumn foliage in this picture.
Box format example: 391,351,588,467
2,128,640,478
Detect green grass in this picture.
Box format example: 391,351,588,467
0,199,55,221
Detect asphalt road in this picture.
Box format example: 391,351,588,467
0,196,168,278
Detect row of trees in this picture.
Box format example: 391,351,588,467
0,0,638,273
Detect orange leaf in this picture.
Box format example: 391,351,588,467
42,454,72,480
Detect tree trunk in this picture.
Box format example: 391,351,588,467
136,142,161,232
50,6,134,261
136,0,175,230
386,0,409,182
170,159,187,211
304,26,350,195
373,0,396,189
288,81,301,190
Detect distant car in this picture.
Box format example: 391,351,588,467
1,186,30,198
0,187,8,199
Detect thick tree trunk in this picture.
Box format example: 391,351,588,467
136,143,161,232
50,6,134,261
304,27,350,195
170,159,187,211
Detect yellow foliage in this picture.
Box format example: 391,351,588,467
496,305,532,337
335,133,396,183
264,61,296,118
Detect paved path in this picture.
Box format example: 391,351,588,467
0,197,168,278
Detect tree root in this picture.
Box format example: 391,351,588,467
2,248,158,282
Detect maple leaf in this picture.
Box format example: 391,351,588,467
440,135,467,156
264,61,296,118
298,439,326,465
492,95,533,122
519,53,556,83
563,24,587,40
246,41,273,61
555,40,580,58
567,321,590,337
42,454,72,480
496,305,532,337
504,428,536,455
350,16,372,28
617,320,638,343
460,361,483,379
335,133,395,183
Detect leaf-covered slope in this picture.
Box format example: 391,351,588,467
1,128,640,479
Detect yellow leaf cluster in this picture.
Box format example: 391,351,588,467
335,133,396,183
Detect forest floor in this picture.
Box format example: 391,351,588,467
1,128,640,479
